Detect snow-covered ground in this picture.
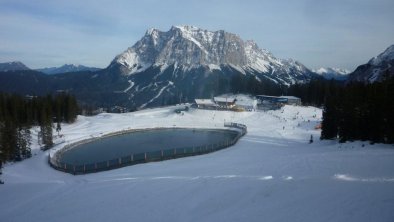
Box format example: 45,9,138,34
1,105,394,222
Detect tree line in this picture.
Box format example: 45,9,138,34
0,93,78,164
321,77,394,143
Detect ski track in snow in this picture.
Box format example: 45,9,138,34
334,174,394,182
139,81,173,108
123,80,135,93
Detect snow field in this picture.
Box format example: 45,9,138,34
1,105,394,222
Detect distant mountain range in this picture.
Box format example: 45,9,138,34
0,26,392,109
36,64,101,74
0,62,100,74
313,67,350,81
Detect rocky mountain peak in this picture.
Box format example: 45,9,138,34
109,25,316,89
111,26,282,74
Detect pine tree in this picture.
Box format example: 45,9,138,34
321,93,338,139
41,123,53,150
56,121,62,136
16,127,31,159
39,96,54,150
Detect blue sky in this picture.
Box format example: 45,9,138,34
0,0,393,71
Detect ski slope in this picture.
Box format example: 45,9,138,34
1,105,394,222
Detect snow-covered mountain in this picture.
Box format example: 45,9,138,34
109,25,316,85
0,61,30,72
348,45,394,83
100,25,318,108
0,26,318,109
37,64,100,74
313,67,350,80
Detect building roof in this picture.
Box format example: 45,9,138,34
257,95,300,100
235,97,257,106
213,97,236,103
256,95,280,98
195,99,216,105
279,96,300,100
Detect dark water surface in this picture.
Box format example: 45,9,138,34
60,128,238,164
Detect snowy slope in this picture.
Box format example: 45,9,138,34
1,105,394,222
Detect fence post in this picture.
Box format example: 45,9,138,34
161,150,163,158
119,158,122,165
107,160,109,168
144,152,147,161
84,164,86,173
95,163,97,170
131,154,133,162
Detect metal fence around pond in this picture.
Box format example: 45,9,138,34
49,123,247,175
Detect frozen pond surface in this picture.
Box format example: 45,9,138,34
60,128,239,164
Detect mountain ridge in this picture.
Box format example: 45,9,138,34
348,44,394,83
0,61,30,72
36,64,101,74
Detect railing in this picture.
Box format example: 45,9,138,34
49,123,247,175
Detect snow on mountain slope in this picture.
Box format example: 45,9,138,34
368,45,394,66
109,25,315,85
315,67,350,75
348,44,394,83
314,67,350,80
1,105,394,222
